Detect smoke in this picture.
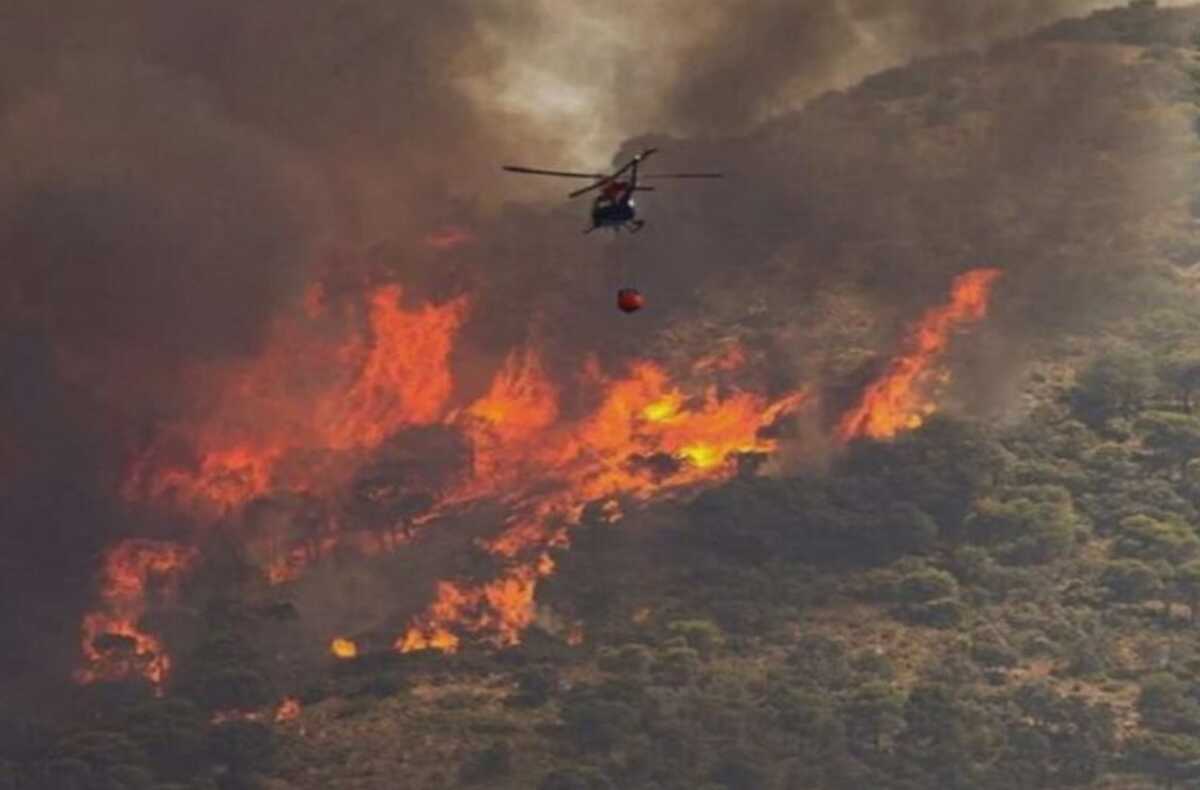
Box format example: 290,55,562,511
0,0,1195,698
473,0,1195,151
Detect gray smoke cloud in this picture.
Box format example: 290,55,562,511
0,0,1194,698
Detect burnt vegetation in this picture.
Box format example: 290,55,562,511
10,2,1200,789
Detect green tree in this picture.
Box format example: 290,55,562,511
1009,684,1115,785
538,767,614,790
1175,560,1200,625
1138,673,1200,734
1115,514,1200,564
102,763,154,789
0,760,18,790
1071,349,1155,425
54,731,146,776
787,636,851,691
1128,732,1200,789
458,741,512,785
1101,559,1163,603
30,758,91,790
666,620,725,659
1136,412,1200,476
208,721,275,778
1157,348,1200,413
510,665,557,708
120,699,209,781
597,644,653,677
840,416,1008,534
841,681,906,758
710,747,770,790
962,485,1079,564
653,646,702,687
896,567,959,602
560,698,639,754
174,603,275,713
896,683,984,788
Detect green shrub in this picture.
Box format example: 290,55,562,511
654,647,702,686
598,644,653,677
666,620,725,659
458,741,511,785
897,568,959,603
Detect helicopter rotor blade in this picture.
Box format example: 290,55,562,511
501,166,607,179
640,173,724,179
567,179,612,199
604,148,658,182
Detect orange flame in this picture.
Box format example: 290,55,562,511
330,637,358,659
274,697,301,723
397,352,805,652
123,285,468,518
693,342,747,373
103,264,807,667
323,284,468,448
74,539,199,691
836,268,1002,442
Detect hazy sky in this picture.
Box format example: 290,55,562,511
469,0,1195,166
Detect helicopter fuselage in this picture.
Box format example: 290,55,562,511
501,147,718,236
591,197,636,227
587,178,642,233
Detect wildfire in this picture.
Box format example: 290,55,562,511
210,697,301,726
324,284,468,448
74,539,198,691
396,353,805,652
275,697,301,723
211,709,263,725
693,342,747,373
397,561,549,653
100,263,809,671
122,284,468,517
836,268,1002,442
330,637,358,659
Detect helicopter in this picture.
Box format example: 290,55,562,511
502,148,723,235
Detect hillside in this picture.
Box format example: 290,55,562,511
9,3,1200,790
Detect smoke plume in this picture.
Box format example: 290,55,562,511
1,0,1196,699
